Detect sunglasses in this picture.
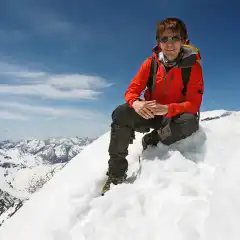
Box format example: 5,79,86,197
159,35,182,43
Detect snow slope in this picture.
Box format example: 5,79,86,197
11,163,64,194
0,110,240,240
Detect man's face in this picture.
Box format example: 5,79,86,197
159,30,184,61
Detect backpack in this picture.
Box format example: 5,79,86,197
146,57,200,122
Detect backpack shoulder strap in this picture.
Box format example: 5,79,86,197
147,57,158,97
181,67,192,96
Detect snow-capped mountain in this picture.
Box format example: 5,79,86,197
0,137,94,165
0,137,95,227
0,109,239,240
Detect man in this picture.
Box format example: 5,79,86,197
103,18,204,191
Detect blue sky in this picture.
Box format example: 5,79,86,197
0,0,239,140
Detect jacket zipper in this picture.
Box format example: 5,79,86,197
162,65,167,96
161,66,177,97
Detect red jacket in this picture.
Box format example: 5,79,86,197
124,46,204,118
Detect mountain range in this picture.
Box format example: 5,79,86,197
0,137,95,226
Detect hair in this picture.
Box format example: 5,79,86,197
156,18,188,43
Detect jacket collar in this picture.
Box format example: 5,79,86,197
152,45,200,68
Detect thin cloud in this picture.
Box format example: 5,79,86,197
0,101,107,120
28,9,76,36
0,61,46,81
48,74,113,89
31,12,93,43
0,61,112,100
0,84,101,100
0,110,28,120
1,3,91,42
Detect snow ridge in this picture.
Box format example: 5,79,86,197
0,110,240,240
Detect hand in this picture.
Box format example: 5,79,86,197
132,100,156,119
152,103,169,115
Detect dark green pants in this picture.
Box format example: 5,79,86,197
108,103,199,178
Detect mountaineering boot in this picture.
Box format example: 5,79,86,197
142,129,161,150
101,172,127,195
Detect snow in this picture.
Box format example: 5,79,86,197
0,148,43,166
69,145,85,159
11,163,64,194
46,137,92,146
54,145,67,158
0,110,240,240
0,162,64,200
15,139,45,154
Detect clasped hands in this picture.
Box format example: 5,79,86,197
132,100,168,119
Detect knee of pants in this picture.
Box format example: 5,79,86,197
160,114,198,145
175,113,199,136
111,104,132,125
